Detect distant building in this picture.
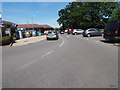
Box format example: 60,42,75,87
17,24,53,33
16,24,53,39
2,20,17,36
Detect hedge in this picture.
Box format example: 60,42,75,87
0,36,12,45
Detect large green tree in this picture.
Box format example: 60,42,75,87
57,2,119,30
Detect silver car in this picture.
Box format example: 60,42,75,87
46,30,59,40
82,28,103,37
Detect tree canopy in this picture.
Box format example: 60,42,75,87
57,2,119,30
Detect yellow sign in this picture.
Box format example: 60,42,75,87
26,32,29,34
0,13,2,18
33,32,35,34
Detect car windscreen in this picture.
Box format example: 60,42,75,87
77,29,82,31
48,32,52,34
48,31,56,34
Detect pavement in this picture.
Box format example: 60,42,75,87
1,35,46,48
13,35,46,47
2,34,118,88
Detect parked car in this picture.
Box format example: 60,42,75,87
65,29,68,33
82,28,103,37
44,31,48,34
104,20,120,42
72,29,84,35
46,30,59,40
67,29,73,34
60,31,64,34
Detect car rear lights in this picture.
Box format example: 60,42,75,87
115,30,118,35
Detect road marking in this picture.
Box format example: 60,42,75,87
41,51,53,58
59,40,64,47
86,38,89,40
15,60,36,71
95,41,99,43
15,50,53,72
66,36,69,38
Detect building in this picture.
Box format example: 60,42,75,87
17,24,53,39
2,20,17,36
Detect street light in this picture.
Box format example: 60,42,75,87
32,15,36,31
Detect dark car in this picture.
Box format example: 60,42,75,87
104,20,120,42
60,31,64,34
46,30,59,40
82,28,103,37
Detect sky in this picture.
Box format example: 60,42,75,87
2,2,70,28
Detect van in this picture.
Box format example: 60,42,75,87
104,20,120,42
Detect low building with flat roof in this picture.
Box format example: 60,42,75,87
17,24,53,33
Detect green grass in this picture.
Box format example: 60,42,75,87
100,29,104,31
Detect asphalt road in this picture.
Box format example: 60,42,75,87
2,34,118,88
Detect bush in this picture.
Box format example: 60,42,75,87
100,29,104,31
0,36,12,45
41,33,45,35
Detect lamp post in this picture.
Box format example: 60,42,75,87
0,12,3,38
32,15,36,30
32,15,36,36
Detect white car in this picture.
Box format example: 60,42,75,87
72,29,83,35
65,30,68,33
44,31,48,34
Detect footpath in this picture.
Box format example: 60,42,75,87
3,35,46,47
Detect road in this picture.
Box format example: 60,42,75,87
2,34,118,88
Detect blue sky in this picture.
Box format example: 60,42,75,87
2,2,70,28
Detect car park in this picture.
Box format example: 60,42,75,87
82,28,103,37
46,30,59,40
72,29,84,35
104,20,120,42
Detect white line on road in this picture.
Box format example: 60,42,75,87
86,38,89,40
66,36,69,38
41,51,53,58
15,50,53,72
95,41,99,43
59,40,64,47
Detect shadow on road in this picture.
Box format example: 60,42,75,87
100,40,120,46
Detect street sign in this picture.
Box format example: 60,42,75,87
0,12,3,24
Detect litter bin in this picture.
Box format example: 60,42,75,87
22,31,26,38
16,30,20,39
37,31,41,36
25,31,30,37
32,31,36,36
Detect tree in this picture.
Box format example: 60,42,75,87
108,2,120,21
57,2,119,30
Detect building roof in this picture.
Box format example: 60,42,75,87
17,24,53,29
3,20,16,25
17,24,41,28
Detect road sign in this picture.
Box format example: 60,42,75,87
0,12,3,24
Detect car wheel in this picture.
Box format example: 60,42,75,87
47,38,49,40
87,34,91,37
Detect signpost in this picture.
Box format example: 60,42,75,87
0,12,2,24
0,12,3,38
